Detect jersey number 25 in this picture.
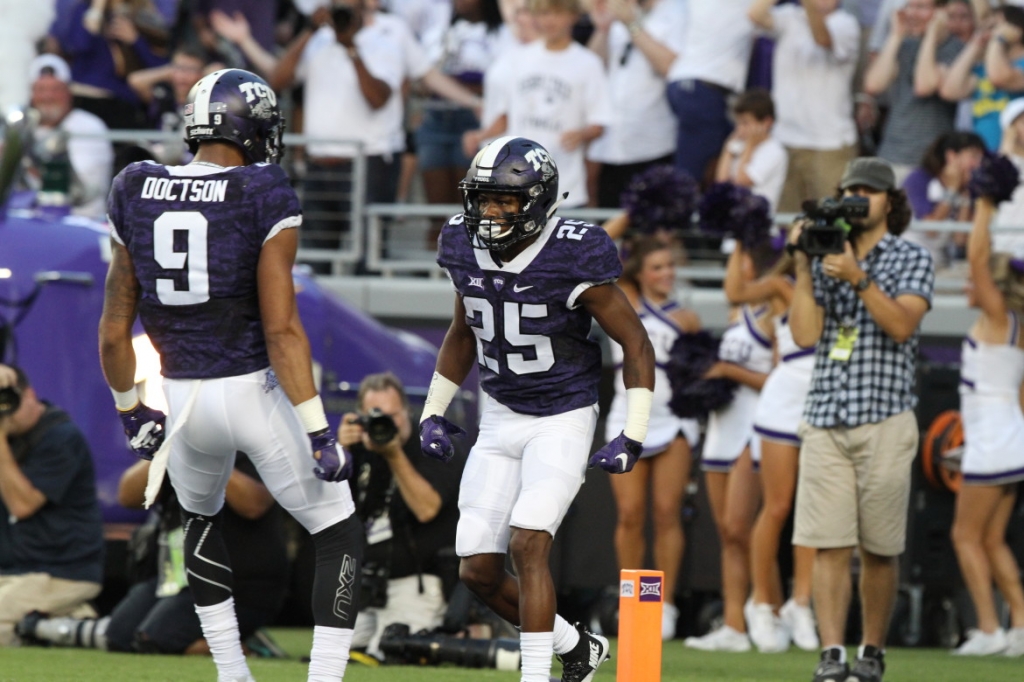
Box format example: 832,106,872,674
464,297,554,375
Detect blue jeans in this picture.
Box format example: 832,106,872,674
666,79,734,182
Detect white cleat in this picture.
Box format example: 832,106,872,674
953,628,1007,656
1005,627,1024,657
780,599,819,651
746,602,789,653
683,625,751,652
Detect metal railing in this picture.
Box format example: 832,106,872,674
72,130,368,275
63,130,1024,285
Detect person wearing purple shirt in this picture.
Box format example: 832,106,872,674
418,136,654,682
48,0,168,130
902,130,984,266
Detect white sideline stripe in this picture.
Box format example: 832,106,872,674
475,135,518,178
144,380,201,509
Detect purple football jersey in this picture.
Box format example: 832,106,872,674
437,215,622,416
107,161,301,379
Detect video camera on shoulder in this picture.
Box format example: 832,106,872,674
355,408,398,446
790,196,869,257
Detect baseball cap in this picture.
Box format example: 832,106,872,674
28,54,71,84
1002,97,1024,131
839,157,896,192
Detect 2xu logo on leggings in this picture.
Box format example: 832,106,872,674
333,553,357,620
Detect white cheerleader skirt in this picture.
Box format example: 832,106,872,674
702,385,760,472
960,393,1024,485
606,394,700,459
752,354,814,457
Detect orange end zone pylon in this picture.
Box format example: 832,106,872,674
617,569,664,681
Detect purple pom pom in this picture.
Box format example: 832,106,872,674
698,182,745,238
698,182,774,249
665,331,739,419
732,191,773,249
620,165,700,234
969,151,1020,204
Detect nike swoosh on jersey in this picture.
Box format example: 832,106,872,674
513,284,533,292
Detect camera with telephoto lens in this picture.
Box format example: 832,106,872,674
331,4,355,31
790,196,870,257
379,623,521,670
355,408,398,446
0,386,21,417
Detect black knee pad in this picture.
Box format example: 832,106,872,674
311,514,365,629
181,509,233,607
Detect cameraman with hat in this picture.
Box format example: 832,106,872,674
789,157,933,682
0,364,103,647
337,372,463,660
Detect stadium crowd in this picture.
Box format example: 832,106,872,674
6,2,1024,682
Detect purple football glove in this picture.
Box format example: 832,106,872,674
118,402,166,460
589,432,643,474
419,415,466,463
310,430,353,482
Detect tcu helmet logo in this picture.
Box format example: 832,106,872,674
524,148,551,172
239,81,277,106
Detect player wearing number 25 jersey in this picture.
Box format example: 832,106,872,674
418,136,655,682
99,69,362,682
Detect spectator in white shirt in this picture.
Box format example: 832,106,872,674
748,0,861,214
714,89,789,213
271,1,400,267
666,0,756,183
26,54,113,219
465,0,612,207
586,0,687,208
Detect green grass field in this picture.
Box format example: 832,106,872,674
3,629,1023,681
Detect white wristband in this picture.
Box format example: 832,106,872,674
112,386,140,412
422,372,459,419
623,387,653,442
295,395,329,433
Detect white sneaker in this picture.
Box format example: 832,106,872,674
780,599,819,651
746,602,789,653
662,603,680,641
684,625,751,652
1003,627,1024,657
953,628,1008,655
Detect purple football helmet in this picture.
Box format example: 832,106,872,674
183,69,284,164
459,136,560,250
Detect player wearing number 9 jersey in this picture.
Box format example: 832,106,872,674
418,136,655,682
99,69,362,682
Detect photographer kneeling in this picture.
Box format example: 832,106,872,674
340,372,463,660
789,157,934,682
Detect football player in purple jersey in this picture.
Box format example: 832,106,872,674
419,136,655,682
99,69,362,682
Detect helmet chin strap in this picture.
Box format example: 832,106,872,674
547,191,569,218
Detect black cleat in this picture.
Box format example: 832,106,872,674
847,646,885,682
812,648,850,682
557,623,610,682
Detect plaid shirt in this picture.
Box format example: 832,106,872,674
803,233,935,428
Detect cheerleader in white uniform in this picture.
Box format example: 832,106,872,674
607,237,701,640
950,193,1024,656
725,241,820,653
685,244,774,653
